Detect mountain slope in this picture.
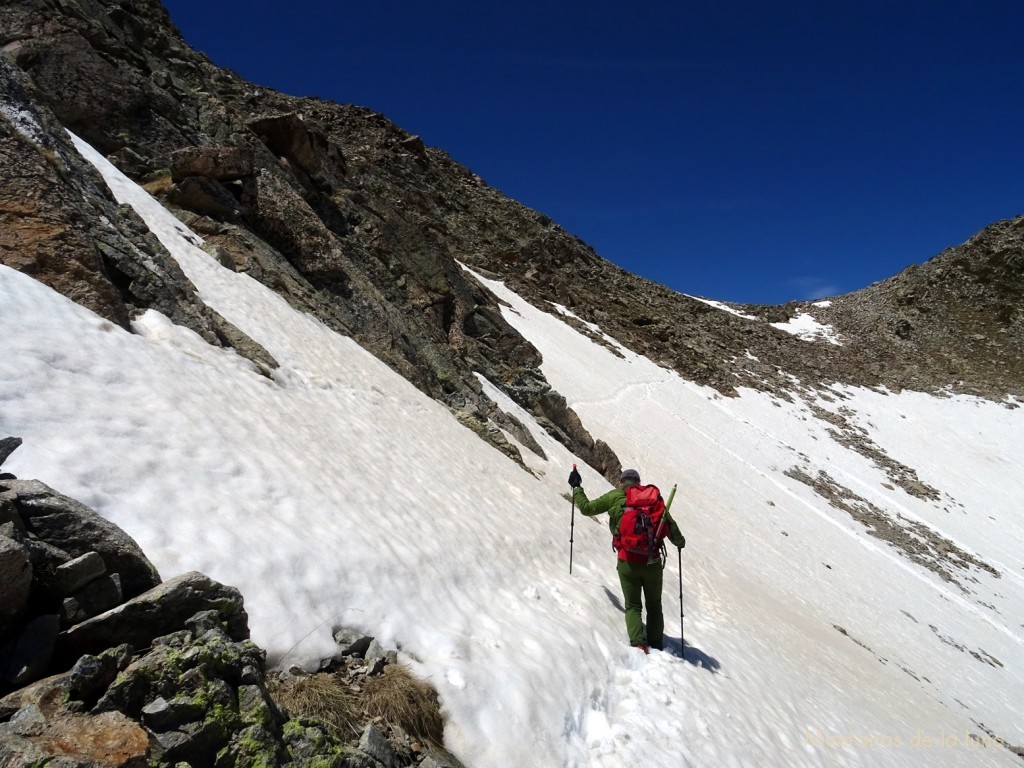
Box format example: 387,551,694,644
1,132,1022,767
1,1,1023,766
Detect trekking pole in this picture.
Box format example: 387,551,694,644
663,484,684,653
678,547,685,653
569,465,577,574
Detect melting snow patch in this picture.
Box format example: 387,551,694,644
549,302,601,333
687,295,758,320
771,310,842,345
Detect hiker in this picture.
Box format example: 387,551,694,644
569,467,684,653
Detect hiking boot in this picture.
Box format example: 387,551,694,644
632,644,649,655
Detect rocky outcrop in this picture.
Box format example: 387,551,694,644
0,56,280,378
1,452,164,693
54,571,248,668
2,478,161,602
0,441,463,767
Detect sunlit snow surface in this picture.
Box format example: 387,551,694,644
688,295,759,320
0,133,1021,767
770,309,844,345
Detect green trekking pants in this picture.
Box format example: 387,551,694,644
616,559,665,648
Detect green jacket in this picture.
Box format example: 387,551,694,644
573,484,685,550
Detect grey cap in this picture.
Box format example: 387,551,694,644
620,468,640,483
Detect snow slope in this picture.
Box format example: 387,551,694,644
0,133,1021,767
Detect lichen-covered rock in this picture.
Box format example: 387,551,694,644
282,719,347,762
214,723,285,768
68,644,134,707
57,571,248,668
84,618,288,765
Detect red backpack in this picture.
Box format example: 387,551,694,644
614,484,668,563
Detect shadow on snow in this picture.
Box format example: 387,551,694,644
602,587,721,673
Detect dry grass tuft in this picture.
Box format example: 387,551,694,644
361,666,444,743
267,665,446,746
267,672,359,739
141,173,173,196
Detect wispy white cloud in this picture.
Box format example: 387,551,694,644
788,276,842,301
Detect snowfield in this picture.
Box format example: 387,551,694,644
0,134,1021,767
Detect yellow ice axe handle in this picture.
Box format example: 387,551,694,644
664,483,678,513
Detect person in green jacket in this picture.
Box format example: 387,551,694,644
569,466,685,653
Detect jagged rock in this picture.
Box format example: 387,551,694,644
55,571,247,666
184,608,228,635
51,550,107,597
419,743,469,768
0,467,415,767
167,174,244,218
170,145,254,181
333,628,375,658
141,696,184,731
247,112,343,186
364,638,389,676
0,436,22,467
282,719,350,762
0,491,21,528
145,698,234,760
21,536,74,585
217,723,285,768
1,614,60,687
0,478,160,600
208,310,280,376
360,722,397,767
237,682,277,730
67,644,133,707
0,534,32,626
0,58,285,376
60,572,123,626
0,649,132,723
92,621,279,763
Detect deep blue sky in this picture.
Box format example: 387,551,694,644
162,1,1023,304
